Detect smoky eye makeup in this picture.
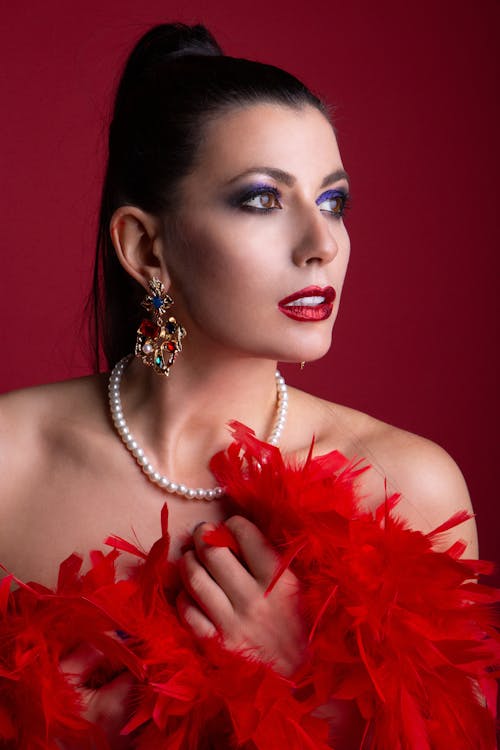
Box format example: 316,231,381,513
227,183,282,211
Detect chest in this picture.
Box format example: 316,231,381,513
1,431,401,589
1,453,229,587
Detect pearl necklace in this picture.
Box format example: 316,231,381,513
108,355,288,501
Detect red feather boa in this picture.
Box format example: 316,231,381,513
0,422,498,749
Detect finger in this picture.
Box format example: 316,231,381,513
224,516,282,586
176,589,218,639
180,549,234,627
192,523,259,607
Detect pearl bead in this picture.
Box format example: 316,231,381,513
142,343,153,354
108,355,287,502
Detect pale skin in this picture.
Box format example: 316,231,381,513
0,104,477,747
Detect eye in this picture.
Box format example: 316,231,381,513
240,187,282,212
317,189,350,217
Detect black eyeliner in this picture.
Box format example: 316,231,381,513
316,188,351,217
227,183,281,208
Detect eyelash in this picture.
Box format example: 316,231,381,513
317,190,351,218
237,186,351,218
238,186,282,212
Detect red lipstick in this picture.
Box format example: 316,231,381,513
278,286,336,322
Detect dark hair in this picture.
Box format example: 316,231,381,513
88,23,330,371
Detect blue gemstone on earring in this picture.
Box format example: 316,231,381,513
166,321,176,334
155,356,163,367
152,296,163,309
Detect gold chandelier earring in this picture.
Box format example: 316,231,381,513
135,277,186,376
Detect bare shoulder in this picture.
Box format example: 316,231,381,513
0,374,109,492
0,373,109,430
290,390,478,556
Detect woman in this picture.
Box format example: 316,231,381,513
0,22,497,750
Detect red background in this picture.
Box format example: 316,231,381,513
1,2,498,576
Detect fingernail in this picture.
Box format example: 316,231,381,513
115,629,130,641
192,521,208,533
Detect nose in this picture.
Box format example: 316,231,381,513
291,207,339,267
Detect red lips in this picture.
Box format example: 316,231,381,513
278,286,336,307
278,286,336,322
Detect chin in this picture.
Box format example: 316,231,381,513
272,334,333,364
274,312,338,361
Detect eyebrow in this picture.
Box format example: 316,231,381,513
225,166,350,190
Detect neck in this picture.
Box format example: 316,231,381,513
117,351,281,486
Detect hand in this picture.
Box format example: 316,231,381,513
177,515,307,677
59,642,134,749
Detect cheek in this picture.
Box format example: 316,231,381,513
336,230,351,290
170,221,272,295
166,230,268,326
166,235,219,298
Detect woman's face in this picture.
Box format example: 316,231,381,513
163,103,350,363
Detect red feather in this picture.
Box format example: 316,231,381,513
0,421,497,748
202,524,240,556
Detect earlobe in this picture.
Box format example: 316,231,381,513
110,206,170,290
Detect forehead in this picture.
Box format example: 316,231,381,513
192,103,343,181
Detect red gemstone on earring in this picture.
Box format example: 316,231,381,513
166,341,176,352
139,319,159,338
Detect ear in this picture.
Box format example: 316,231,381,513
110,206,170,290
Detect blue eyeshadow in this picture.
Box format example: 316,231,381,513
315,188,346,205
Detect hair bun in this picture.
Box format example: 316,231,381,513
123,23,222,81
